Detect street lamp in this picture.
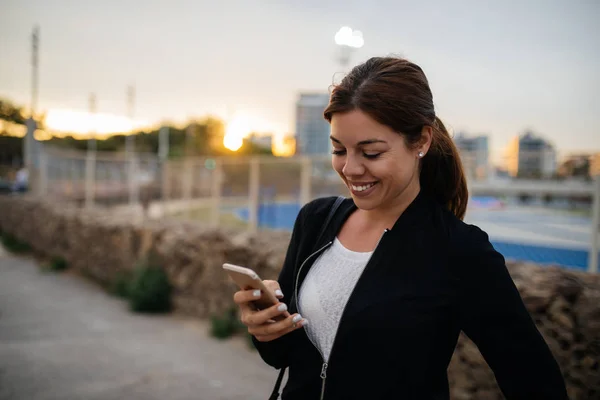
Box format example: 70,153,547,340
334,26,364,67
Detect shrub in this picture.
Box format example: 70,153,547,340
210,307,246,340
48,256,68,272
1,233,31,254
128,256,172,313
110,270,132,298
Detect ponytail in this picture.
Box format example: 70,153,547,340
420,117,468,220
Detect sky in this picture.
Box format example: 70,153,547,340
1,0,599,162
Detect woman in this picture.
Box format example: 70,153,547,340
234,57,568,399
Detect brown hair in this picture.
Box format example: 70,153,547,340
323,56,468,220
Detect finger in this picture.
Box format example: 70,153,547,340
246,301,291,326
233,288,262,305
250,313,307,339
237,301,253,316
253,315,308,342
263,280,284,298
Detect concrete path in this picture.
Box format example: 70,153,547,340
0,249,279,400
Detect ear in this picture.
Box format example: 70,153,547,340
416,125,433,158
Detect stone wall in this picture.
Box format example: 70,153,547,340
0,196,598,399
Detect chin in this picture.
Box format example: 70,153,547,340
349,195,381,210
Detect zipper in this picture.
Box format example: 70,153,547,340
293,241,332,400
295,230,389,400
320,362,328,399
294,241,332,359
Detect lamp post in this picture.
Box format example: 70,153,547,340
334,26,364,68
126,85,138,205
85,93,97,208
24,26,40,188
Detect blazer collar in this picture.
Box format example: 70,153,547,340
333,190,436,235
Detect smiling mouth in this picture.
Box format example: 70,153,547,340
350,182,377,192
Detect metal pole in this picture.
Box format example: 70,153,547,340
589,176,600,273
210,159,222,227
182,158,193,217
158,126,170,215
85,93,97,209
158,126,170,161
185,123,195,157
300,156,312,206
31,25,39,117
24,26,40,172
248,157,260,232
39,147,48,197
128,155,138,205
126,85,138,206
125,85,135,154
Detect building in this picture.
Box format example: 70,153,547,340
246,133,273,151
505,131,557,179
295,93,331,156
590,153,600,177
558,153,592,179
453,132,489,180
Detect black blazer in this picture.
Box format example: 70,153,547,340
253,193,568,399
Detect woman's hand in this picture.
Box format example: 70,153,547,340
234,280,308,342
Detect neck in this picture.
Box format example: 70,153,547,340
362,181,422,229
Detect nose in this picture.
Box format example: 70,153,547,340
342,153,365,177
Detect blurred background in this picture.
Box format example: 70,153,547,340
2,0,598,271
0,0,599,399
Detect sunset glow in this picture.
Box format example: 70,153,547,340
223,112,282,152
45,109,145,137
223,114,251,151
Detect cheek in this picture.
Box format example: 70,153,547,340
376,157,416,181
332,158,344,174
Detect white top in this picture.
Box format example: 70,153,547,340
298,237,373,361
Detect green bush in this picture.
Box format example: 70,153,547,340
128,258,172,313
49,256,68,272
210,307,246,340
110,270,132,298
1,233,31,254
210,314,237,339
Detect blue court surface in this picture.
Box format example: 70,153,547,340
236,198,596,271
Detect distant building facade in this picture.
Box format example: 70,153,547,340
453,132,489,179
295,93,331,156
505,131,557,178
589,153,600,177
246,133,273,151
558,153,592,179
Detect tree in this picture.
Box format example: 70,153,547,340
0,99,26,125
0,98,46,128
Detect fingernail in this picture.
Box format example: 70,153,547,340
253,290,261,297
277,303,287,312
275,289,284,297
292,314,303,323
300,319,309,326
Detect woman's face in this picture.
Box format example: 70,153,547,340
330,109,430,212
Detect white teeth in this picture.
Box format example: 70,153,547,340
351,183,375,192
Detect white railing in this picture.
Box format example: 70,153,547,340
29,145,600,272
589,177,600,273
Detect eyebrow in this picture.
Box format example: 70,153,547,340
329,135,387,146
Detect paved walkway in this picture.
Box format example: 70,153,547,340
0,249,278,400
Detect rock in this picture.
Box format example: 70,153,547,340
2,195,600,399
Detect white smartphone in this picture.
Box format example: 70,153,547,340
223,263,285,319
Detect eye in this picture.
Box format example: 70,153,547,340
363,153,381,159
332,149,346,156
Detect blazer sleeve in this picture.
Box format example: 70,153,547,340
457,225,569,399
251,204,308,369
